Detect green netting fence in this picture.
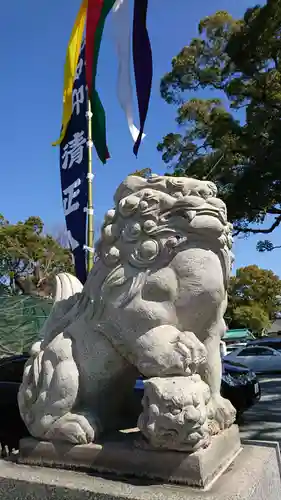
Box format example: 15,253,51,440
0,295,53,357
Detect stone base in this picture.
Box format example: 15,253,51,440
1,440,280,500
18,425,241,488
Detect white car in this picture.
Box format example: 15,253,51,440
225,345,281,374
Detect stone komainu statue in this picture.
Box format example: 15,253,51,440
18,175,236,451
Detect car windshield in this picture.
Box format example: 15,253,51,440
237,346,276,357
250,341,281,351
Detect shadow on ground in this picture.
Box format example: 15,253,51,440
239,376,281,443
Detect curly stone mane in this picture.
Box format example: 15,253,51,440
82,174,233,315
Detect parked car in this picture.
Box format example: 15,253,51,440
130,359,260,423
226,343,247,355
0,355,30,455
0,354,29,382
225,345,281,374
247,337,281,352
221,359,260,415
0,381,29,455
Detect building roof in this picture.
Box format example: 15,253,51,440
223,329,255,341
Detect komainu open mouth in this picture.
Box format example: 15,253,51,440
165,205,226,224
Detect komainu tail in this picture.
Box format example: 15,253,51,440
38,273,83,344
18,273,83,438
54,273,83,302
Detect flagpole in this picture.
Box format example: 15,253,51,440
86,97,94,274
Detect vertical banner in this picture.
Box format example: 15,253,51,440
60,42,88,284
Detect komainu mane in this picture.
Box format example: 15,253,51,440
18,174,235,450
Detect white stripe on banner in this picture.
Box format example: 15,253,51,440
112,0,145,143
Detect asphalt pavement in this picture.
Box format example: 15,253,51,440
239,375,281,444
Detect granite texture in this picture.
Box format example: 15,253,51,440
137,375,212,452
18,174,235,451
18,426,241,488
1,441,281,500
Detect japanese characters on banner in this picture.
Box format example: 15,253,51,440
60,42,88,284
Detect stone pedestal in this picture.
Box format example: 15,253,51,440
0,440,280,500
18,425,241,488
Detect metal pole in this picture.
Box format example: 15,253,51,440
86,98,94,274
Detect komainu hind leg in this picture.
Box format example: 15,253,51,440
43,411,97,444
18,333,98,444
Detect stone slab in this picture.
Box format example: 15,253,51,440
1,441,281,500
18,425,241,488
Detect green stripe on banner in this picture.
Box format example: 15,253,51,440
87,0,116,164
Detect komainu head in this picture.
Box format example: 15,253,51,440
95,174,233,272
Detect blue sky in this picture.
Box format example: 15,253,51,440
1,0,280,275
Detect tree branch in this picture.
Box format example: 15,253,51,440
233,214,281,235
268,208,281,215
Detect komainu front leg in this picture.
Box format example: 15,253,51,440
127,325,213,451
200,334,236,435
207,394,236,435
132,325,208,377
18,333,98,444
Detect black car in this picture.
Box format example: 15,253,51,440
0,354,261,453
221,359,261,416
0,355,31,454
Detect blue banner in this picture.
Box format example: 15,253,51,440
60,43,88,284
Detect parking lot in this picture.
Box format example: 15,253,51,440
239,375,281,444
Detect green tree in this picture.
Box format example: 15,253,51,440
256,239,281,253
225,265,281,335
128,168,152,178
158,2,281,241
0,214,74,297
